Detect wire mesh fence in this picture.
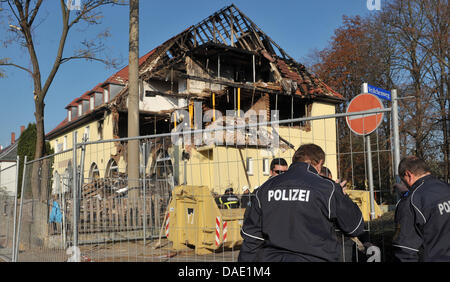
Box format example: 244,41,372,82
15,150,74,262
0,159,18,261
10,108,399,262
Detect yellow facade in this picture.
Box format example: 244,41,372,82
177,102,338,194
50,113,117,180
49,102,338,195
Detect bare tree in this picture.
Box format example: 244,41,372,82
128,0,139,217
0,0,124,161
305,15,397,199
382,0,448,178
421,0,449,182
0,0,125,242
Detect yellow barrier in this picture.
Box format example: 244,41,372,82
165,185,245,255
346,190,383,221
164,186,382,255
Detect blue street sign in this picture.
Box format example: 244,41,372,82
367,84,391,101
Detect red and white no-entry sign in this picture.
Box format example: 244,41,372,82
346,93,384,135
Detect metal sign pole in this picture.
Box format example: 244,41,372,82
362,83,376,220
391,89,401,183
366,135,376,220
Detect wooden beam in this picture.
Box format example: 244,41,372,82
221,9,236,47
180,74,283,95
198,24,211,42
216,14,231,45
212,19,227,44
203,21,217,43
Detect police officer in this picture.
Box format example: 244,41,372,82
269,158,288,178
219,188,240,209
238,143,364,262
392,156,450,262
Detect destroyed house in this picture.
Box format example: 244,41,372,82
47,4,343,196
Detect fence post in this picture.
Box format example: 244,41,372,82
14,155,27,262
366,135,376,220
72,132,79,261
361,83,376,220
11,155,19,262
79,144,86,234
142,142,147,245
391,89,401,184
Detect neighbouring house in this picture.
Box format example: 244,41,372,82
46,4,344,198
0,128,24,196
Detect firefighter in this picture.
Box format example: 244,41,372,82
393,156,450,262
219,188,240,209
238,143,364,262
240,186,252,209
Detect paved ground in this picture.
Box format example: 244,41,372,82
12,238,240,262
3,211,395,262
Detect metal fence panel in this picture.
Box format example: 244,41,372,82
13,108,397,262
0,159,18,261
16,149,74,262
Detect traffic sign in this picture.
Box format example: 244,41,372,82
346,93,384,135
367,84,391,101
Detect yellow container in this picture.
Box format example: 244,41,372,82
346,189,383,221
165,185,245,255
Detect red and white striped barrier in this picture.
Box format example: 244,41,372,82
165,213,170,238
223,221,228,243
215,216,221,246
215,217,228,247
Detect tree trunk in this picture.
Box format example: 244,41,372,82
128,0,140,226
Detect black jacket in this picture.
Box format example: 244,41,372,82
240,193,252,209
393,175,450,262
219,193,240,209
238,162,364,262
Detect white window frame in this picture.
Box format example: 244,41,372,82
263,158,270,175
90,96,95,111
83,126,90,142
246,157,254,176
104,88,109,104
78,104,82,116
63,135,67,151
106,159,119,178
68,110,72,122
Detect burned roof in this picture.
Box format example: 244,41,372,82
48,4,342,139
137,4,343,101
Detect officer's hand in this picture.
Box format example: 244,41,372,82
336,179,348,195
393,182,408,193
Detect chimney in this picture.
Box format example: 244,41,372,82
11,132,15,145
20,125,25,135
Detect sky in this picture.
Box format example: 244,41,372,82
0,0,378,149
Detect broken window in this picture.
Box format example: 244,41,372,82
153,150,173,180
106,159,119,178
269,94,310,127
89,163,100,183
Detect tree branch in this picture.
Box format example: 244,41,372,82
40,0,69,99
68,0,115,29
0,62,33,75
7,0,21,23
60,56,111,65
28,0,43,26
